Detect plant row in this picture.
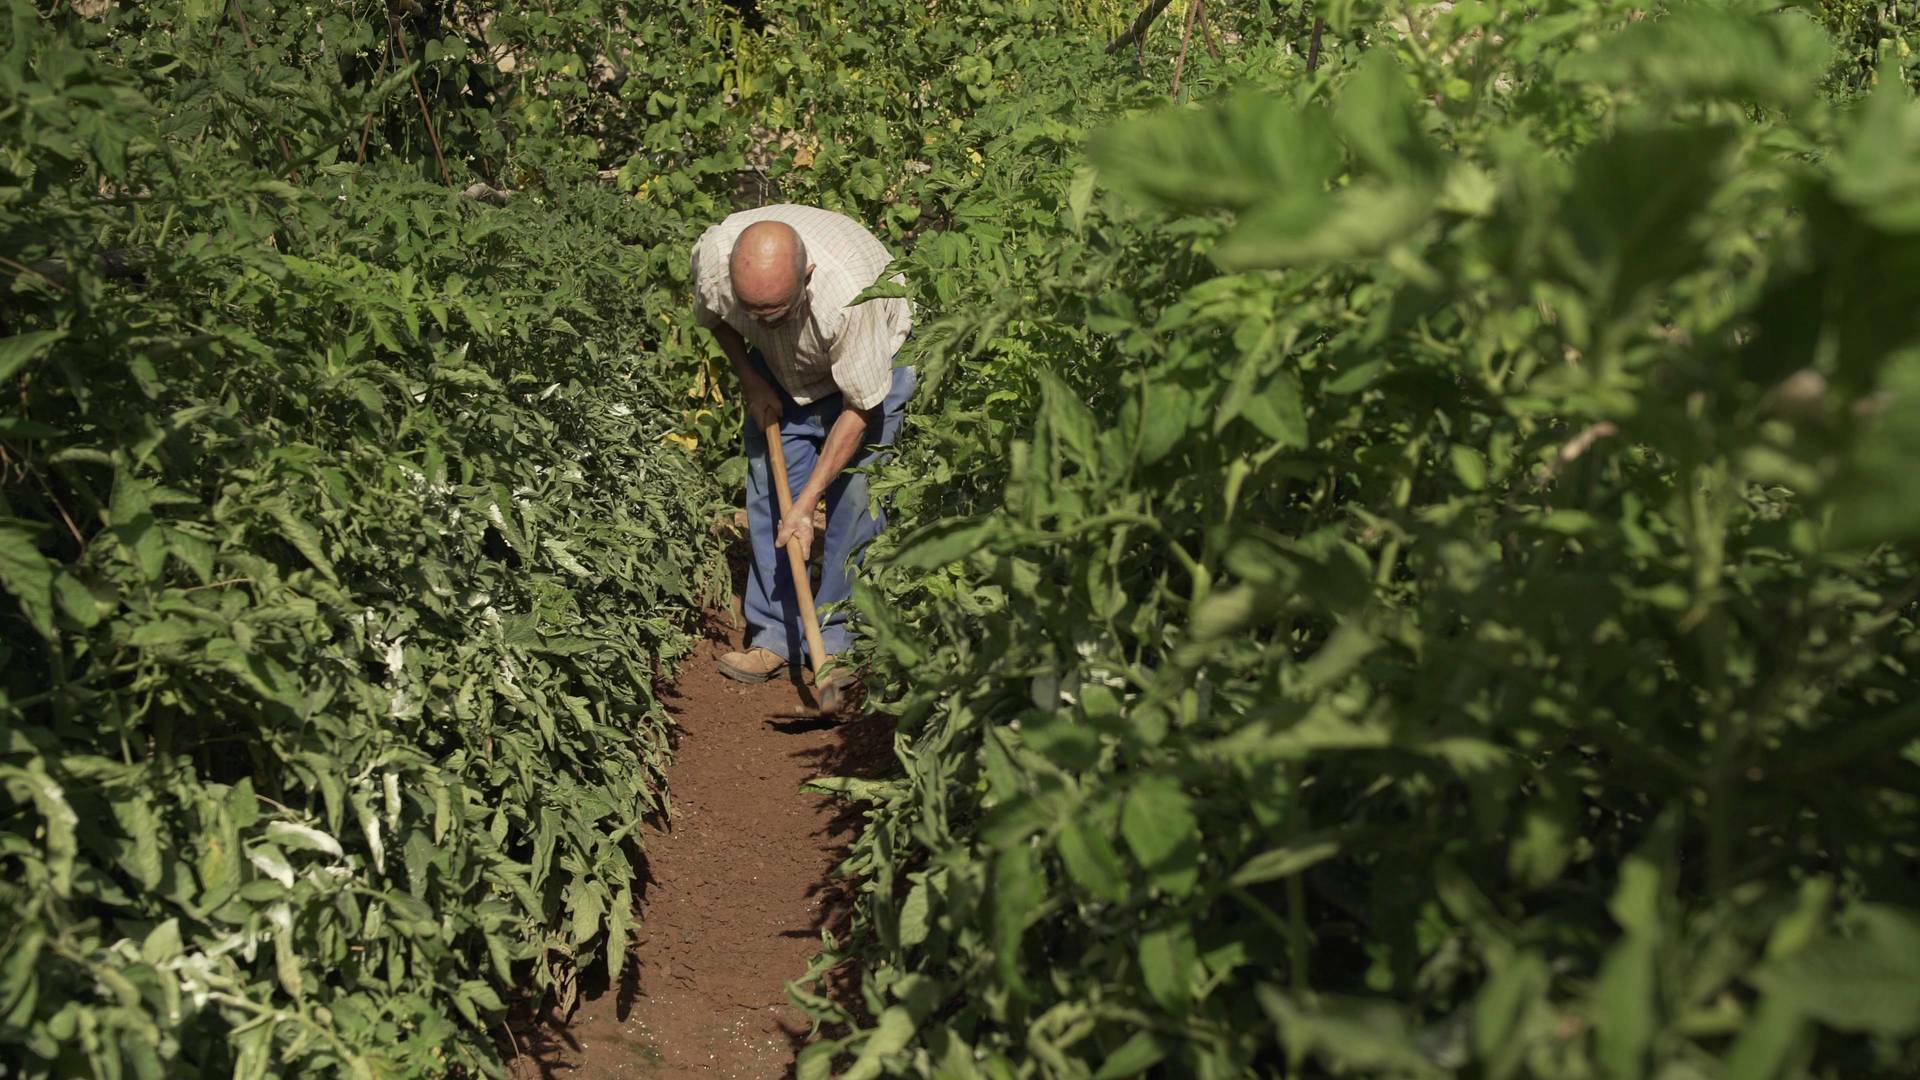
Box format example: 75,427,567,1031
1,4,733,1074
784,3,1920,1078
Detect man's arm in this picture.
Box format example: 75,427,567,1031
707,321,783,432
771,298,897,562
692,230,784,432
775,404,878,561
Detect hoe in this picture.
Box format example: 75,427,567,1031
764,421,852,718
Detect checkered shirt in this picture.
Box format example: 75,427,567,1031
690,204,911,410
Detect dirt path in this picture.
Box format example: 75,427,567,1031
507,615,889,1078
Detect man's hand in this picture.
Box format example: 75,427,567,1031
742,371,784,433
775,497,817,562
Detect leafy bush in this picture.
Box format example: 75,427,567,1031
1,4,727,1074
803,3,1920,1077
11,0,1919,1076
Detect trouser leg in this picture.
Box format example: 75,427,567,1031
814,365,918,657
741,373,823,663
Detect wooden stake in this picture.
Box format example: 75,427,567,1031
1108,0,1175,55
1197,0,1221,59
1172,0,1199,98
354,48,394,169
384,1,455,188
227,1,302,182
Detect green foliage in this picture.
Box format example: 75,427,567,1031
1819,0,1920,92
10,0,1920,1076
798,2,1920,1077
1,3,727,1074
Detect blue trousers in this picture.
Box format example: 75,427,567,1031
743,349,916,664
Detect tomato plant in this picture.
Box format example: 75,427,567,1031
793,3,1920,1078
6,1,1920,1077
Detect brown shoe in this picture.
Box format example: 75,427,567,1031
717,647,786,683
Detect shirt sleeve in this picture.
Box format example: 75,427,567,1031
830,297,904,410
689,230,724,330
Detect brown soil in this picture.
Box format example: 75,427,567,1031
505,612,891,1079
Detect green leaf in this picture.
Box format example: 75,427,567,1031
129,619,206,648
1594,935,1657,1078
1136,381,1196,464
0,330,65,382
1258,988,1445,1076
898,879,932,948
1723,994,1804,1080
1137,923,1196,1011
992,843,1042,995
247,844,295,889
1474,951,1549,1067
795,1042,838,1080
7,763,77,897
1829,352,1920,547
1043,371,1101,473
0,418,63,439
1333,52,1441,184
0,926,44,1020
1557,125,1738,324
455,980,505,1028
1832,60,1920,233
1508,785,1576,890
164,530,215,584
1067,164,1099,229
352,788,384,875
1230,835,1340,887
1535,509,1600,535
1213,182,1434,271
1748,906,1920,1036
51,572,99,628
264,500,338,583
232,1019,278,1080
1610,855,1665,937
1019,709,1097,770
891,516,998,570
849,275,912,306
570,880,607,945
1567,5,1833,109
1093,1031,1167,1080
1240,369,1307,447
0,520,57,640
141,919,182,965
843,1006,917,1080
265,821,344,859
114,791,163,890
605,884,631,983
1092,90,1341,213
270,903,304,999
1121,776,1199,896
1449,445,1488,491
1055,819,1129,903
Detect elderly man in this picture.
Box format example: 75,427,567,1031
689,204,915,685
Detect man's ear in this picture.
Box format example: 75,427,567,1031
805,263,816,281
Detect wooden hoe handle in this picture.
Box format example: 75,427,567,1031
763,422,829,683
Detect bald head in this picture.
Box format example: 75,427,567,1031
730,221,813,326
